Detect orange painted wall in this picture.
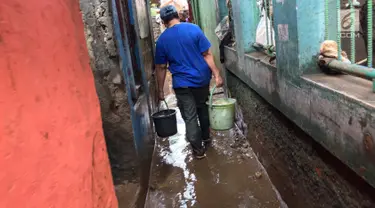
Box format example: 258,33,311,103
0,0,118,207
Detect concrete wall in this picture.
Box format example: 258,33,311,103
224,47,375,187
200,0,375,188
80,0,138,187
0,0,117,207
192,0,221,67
81,0,156,206
227,71,375,207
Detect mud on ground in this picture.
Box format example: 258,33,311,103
146,93,287,208
227,72,375,208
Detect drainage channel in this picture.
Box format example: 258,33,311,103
227,72,375,208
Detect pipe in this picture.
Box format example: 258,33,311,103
111,0,142,154
367,0,373,67
350,0,356,63
265,0,270,45
325,0,329,40
320,58,375,92
269,0,273,46
337,0,342,60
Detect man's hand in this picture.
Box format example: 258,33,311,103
215,74,224,88
202,49,224,88
158,90,165,102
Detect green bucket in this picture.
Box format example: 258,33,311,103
207,85,236,131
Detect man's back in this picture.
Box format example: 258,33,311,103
155,5,223,159
155,23,212,88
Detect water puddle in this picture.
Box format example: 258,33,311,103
145,94,287,208
157,109,198,207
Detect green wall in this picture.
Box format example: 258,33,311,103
191,0,221,69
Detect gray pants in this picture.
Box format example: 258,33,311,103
174,86,210,155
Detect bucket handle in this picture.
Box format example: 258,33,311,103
209,85,216,109
158,99,169,112
209,85,232,108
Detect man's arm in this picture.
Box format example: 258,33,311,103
154,38,167,100
202,49,223,87
156,64,167,100
195,25,224,88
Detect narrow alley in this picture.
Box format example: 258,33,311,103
2,0,375,208
145,89,286,207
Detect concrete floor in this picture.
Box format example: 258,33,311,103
144,92,287,208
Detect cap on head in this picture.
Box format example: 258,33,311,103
160,5,178,21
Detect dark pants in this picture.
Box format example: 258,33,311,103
174,86,210,154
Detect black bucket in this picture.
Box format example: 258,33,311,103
152,101,177,137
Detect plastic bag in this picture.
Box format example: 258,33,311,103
215,16,230,41
256,7,275,46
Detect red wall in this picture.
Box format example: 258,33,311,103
0,0,118,207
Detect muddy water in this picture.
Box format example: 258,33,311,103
145,94,287,208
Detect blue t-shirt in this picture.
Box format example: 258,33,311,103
155,23,212,88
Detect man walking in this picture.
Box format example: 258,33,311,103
155,5,223,159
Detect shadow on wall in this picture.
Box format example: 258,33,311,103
80,0,139,191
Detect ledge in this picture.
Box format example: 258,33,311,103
302,74,375,108
223,46,375,187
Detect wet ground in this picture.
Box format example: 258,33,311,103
113,46,375,207
145,92,287,208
